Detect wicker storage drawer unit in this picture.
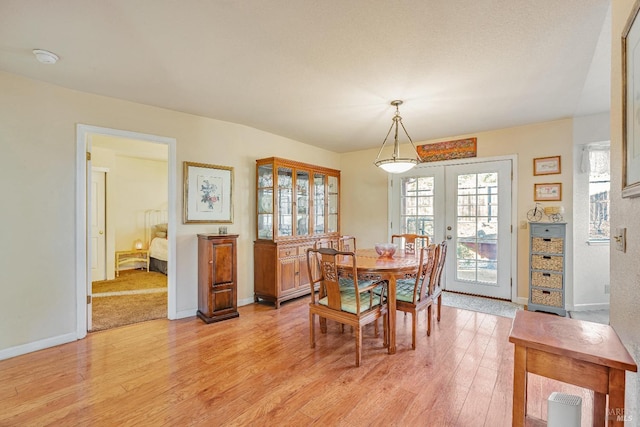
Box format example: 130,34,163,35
531,289,563,308
531,237,564,254
531,271,563,289
528,223,566,316
531,255,563,272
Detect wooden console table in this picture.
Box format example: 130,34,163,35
509,310,637,426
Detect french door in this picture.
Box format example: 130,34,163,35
390,159,513,300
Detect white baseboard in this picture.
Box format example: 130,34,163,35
570,302,610,311
516,296,528,306
175,300,256,320
238,297,255,307
0,332,77,361
175,308,198,319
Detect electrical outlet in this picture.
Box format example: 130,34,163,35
613,227,626,252
519,220,528,230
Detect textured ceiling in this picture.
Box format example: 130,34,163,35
0,0,611,153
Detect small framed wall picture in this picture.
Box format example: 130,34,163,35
534,183,562,202
533,156,561,176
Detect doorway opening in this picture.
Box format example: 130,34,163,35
76,125,177,339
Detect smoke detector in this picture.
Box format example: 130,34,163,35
33,49,59,64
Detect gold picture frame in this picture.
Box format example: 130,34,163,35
534,183,562,202
183,161,233,223
622,0,640,198
533,156,561,176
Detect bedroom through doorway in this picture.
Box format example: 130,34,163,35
79,126,176,333
90,135,168,331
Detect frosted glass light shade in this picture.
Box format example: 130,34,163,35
375,158,418,173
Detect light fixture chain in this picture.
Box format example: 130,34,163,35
398,119,421,159
375,121,397,161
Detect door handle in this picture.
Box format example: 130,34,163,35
99,230,104,235
446,235,452,240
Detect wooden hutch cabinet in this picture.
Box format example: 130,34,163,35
197,234,240,323
254,157,340,308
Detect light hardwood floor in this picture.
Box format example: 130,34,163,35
0,298,593,426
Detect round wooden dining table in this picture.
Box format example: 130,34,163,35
339,248,422,354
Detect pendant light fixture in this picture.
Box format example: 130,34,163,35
374,100,422,173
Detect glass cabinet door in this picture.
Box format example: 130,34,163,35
257,164,274,239
277,167,293,237
256,158,339,241
296,170,310,236
328,175,339,233
313,173,326,234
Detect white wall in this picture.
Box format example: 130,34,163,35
0,71,339,358
572,113,611,311
611,0,640,417
111,155,168,253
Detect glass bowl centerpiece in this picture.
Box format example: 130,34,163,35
375,243,397,259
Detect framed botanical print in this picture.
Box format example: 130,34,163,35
183,162,233,223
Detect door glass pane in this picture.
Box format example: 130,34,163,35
277,167,293,237
455,172,498,284
296,171,309,236
400,176,435,243
314,173,325,234
327,176,338,233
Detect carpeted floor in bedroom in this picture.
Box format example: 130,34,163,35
91,270,167,332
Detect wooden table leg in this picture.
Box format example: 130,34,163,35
512,344,527,427
387,275,396,354
594,392,606,426
607,368,626,426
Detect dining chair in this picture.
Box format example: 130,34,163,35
313,238,337,250
395,244,438,349
338,235,357,252
431,241,448,323
391,234,429,254
311,237,346,332
306,247,388,367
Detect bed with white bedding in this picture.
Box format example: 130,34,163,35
146,210,168,275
